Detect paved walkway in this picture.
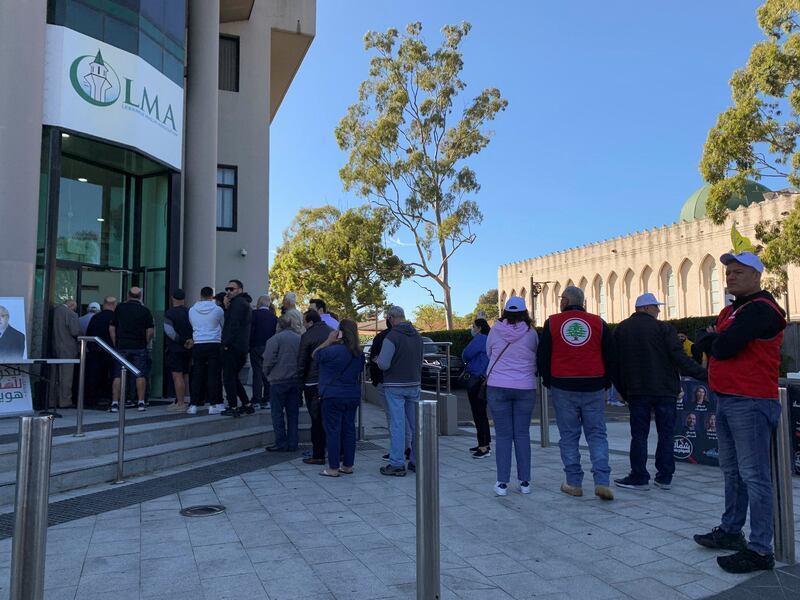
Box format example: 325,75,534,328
0,403,797,599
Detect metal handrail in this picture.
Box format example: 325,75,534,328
75,336,143,484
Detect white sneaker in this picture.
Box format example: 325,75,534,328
208,404,225,415
186,405,197,415
109,402,119,413
494,482,508,496
137,401,146,412
520,481,531,494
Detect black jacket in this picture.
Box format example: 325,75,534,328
693,290,786,361
537,306,615,392
222,293,252,353
613,312,707,400
297,321,333,384
250,308,278,349
369,327,391,386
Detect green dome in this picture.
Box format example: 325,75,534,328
679,180,772,222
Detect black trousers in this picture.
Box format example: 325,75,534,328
249,345,268,404
86,351,112,408
467,375,492,447
191,343,221,406
304,385,326,459
222,348,250,408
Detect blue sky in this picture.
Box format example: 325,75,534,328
270,1,766,316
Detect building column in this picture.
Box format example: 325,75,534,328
0,0,47,328
182,0,220,297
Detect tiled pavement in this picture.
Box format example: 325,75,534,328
0,401,798,600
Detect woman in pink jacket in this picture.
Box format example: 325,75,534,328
486,296,539,496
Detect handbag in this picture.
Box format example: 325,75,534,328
480,342,512,395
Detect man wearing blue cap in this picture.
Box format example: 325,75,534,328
612,293,707,491
692,251,786,573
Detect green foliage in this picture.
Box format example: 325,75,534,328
413,303,447,330
269,205,412,318
474,288,500,320
477,289,498,305
335,22,507,329
700,0,800,283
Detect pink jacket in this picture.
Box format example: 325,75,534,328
486,320,539,390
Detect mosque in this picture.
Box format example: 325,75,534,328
497,182,800,325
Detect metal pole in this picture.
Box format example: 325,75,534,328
114,367,127,484
415,399,440,600
540,382,550,448
445,344,451,397
10,416,54,600
75,339,87,437
357,364,365,441
771,387,795,564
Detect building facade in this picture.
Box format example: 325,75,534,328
498,187,800,326
0,0,315,398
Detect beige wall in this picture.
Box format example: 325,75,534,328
499,193,800,324
215,0,315,298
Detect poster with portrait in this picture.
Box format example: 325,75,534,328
0,297,27,362
788,383,800,475
674,377,719,467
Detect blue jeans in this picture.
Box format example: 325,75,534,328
486,386,535,483
550,387,611,486
378,384,412,449
385,386,419,467
322,395,359,470
627,395,676,484
717,396,781,554
270,380,300,450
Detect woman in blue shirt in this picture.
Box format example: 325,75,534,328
462,318,491,458
313,319,365,476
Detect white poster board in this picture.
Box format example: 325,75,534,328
0,297,27,362
43,24,184,169
0,367,33,417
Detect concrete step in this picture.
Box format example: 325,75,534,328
0,413,310,505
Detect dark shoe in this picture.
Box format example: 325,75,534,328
380,464,407,477
221,407,240,417
407,463,416,473
303,457,325,465
717,549,775,573
405,447,411,460
614,476,649,490
694,527,748,551
266,445,286,452
472,448,492,459
469,445,480,453
241,404,255,415
382,453,390,460
653,479,672,490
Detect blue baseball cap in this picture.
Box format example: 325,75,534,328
504,296,527,313
635,293,665,308
719,251,764,273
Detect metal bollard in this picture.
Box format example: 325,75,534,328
10,416,54,600
415,398,440,600
540,384,550,448
771,387,795,564
114,367,127,484
75,338,87,437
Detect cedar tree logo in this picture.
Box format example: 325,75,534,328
69,50,121,106
560,317,591,347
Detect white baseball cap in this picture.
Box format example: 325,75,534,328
504,296,527,313
635,293,664,308
719,251,764,273
88,302,101,312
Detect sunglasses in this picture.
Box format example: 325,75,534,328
225,287,237,292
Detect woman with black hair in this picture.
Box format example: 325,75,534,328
462,318,492,458
313,319,365,476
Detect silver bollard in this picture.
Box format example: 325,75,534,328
10,416,54,600
75,338,87,437
114,367,127,484
415,398,440,600
771,387,795,564
540,384,550,448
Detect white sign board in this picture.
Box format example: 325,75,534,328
43,24,184,169
0,297,28,362
0,367,33,417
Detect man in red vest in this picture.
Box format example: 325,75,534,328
693,251,786,573
537,285,615,501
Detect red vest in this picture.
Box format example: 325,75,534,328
549,311,605,378
709,297,785,399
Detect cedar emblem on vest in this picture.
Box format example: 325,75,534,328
560,318,592,346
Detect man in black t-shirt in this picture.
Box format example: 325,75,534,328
109,287,154,412
85,296,117,409
164,289,194,412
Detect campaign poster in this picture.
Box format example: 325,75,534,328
0,297,28,362
789,384,800,475
0,367,34,416
674,378,719,467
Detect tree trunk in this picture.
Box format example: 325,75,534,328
443,284,453,330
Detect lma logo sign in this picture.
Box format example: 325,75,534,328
70,50,121,106
69,48,177,132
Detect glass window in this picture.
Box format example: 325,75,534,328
163,51,183,87
139,175,169,268
216,166,237,231
710,263,721,314
139,30,163,71
598,279,607,321
665,268,677,318
219,35,240,92
104,15,138,55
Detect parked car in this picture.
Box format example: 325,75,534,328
362,337,463,389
